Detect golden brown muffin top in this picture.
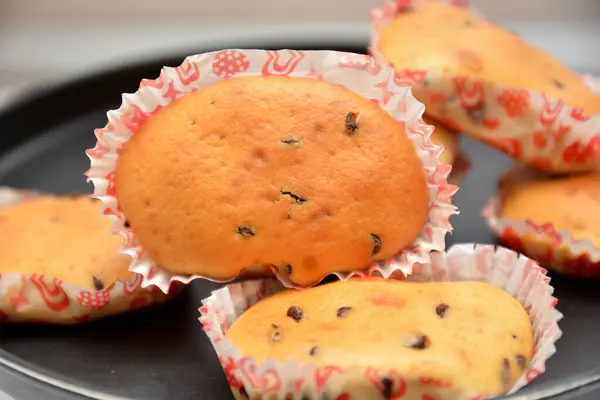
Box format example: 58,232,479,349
226,279,533,397
116,76,429,287
0,196,133,290
501,172,600,247
379,2,600,114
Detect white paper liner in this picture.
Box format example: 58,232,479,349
199,244,562,399
483,164,600,278
0,188,176,324
369,0,600,174
85,49,458,293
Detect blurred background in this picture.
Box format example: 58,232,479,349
0,0,599,106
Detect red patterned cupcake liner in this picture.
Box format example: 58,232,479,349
369,0,600,174
199,244,562,399
483,165,600,278
0,188,176,324
85,49,458,293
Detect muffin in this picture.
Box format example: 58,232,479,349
425,115,460,166
486,168,600,277
203,244,561,399
115,75,430,287
372,1,600,173
226,279,532,398
377,2,600,114
0,194,173,323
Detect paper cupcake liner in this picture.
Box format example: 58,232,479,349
483,165,600,278
369,0,600,174
0,188,176,324
85,49,458,293
199,244,562,399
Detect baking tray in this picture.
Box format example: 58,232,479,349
0,42,599,400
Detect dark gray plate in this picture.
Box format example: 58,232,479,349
0,43,599,400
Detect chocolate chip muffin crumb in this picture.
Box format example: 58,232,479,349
309,346,318,357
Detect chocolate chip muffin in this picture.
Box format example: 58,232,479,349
377,1,600,115
0,196,132,290
116,76,429,287
225,279,533,398
501,172,600,247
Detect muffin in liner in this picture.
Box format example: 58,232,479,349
369,0,600,174
85,49,457,293
448,151,471,185
483,164,600,278
426,116,472,185
199,244,562,399
0,188,176,324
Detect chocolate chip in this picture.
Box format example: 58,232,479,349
466,104,485,124
515,354,527,370
502,357,511,388
269,324,282,342
270,330,282,342
381,377,394,399
553,79,565,89
281,190,306,204
92,276,104,291
287,306,303,322
422,79,430,87
123,220,131,228
401,5,414,12
237,225,255,237
336,306,352,319
436,303,449,318
281,138,300,146
277,264,292,276
512,334,518,339
370,234,382,256
345,112,359,134
406,334,430,349
309,346,318,356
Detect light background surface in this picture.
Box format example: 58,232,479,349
0,0,599,97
